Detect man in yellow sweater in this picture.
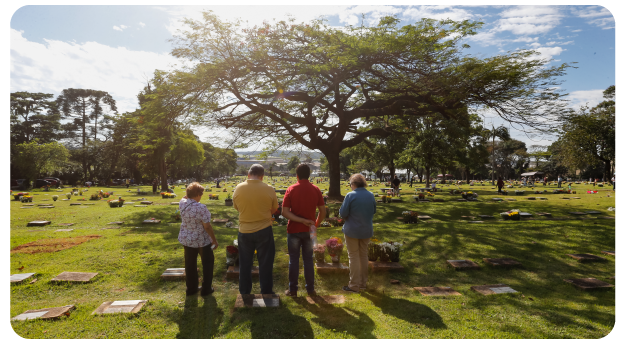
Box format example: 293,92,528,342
232,164,279,295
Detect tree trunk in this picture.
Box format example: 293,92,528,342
603,159,611,182
160,157,168,191
425,166,431,186
441,168,446,184
389,161,396,181
325,150,344,200
491,135,496,185
418,167,423,183
465,167,471,184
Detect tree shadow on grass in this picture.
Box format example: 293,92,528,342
173,294,225,338
292,297,376,338
361,290,447,329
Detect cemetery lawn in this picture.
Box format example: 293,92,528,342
10,181,614,338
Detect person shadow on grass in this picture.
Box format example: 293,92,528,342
175,294,224,338
293,297,376,338
361,290,447,329
227,302,315,339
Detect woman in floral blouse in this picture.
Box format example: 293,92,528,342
178,182,219,296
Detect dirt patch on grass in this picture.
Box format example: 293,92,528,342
11,235,102,254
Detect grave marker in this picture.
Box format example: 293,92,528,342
368,261,405,272
478,215,494,219
38,204,53,206
108,222,124,225
54,229,74,232
51,271,98,283
456,199,468,202
227,265,259,279
519,212,533,217
563,278,614,290
468,221,484,223
39,206,55,209
471,284,519,295
492,198,503,201
170,202,179,205
447,260,480,270
27,221,51,227
413,287,462,296
536,212,552,216
140,201,153,205
505,198,516,201
315,262,349,274
601,250,615,256
417,215,431,220
567,253,606,262
569,212,586,215
69,203,82,206
142,219,161,224
11,272,35,283
305,295,345,304
585,211,602,214
235,294,280,308
483,258,522,268
92,300,147,315
160,268,192,280
597,216,615,219
527,197,536,200
11,305,75,321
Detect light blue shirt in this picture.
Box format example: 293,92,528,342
339,187,376,239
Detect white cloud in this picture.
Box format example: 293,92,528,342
511,36,538,43
571,29,582,32
10,29,179,113
534,46,564,61
571,6,614,30
113,26,123,31
495,6,564,35
138,22,146,28
403,5,477,22
567,89,605,109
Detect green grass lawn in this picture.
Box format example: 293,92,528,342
10,179,615,338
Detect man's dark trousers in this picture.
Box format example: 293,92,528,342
238,225,275,294
287,232,315,293
183,244,214,296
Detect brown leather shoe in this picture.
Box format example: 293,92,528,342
307,290,317,297
284,289,297,297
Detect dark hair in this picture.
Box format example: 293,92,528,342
296,163,310,180
349,173,367,188
186,182,205,198
248,164,265,177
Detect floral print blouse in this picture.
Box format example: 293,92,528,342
178,198,212,248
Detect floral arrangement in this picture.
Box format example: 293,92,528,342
90,193,100,200
226,244,239,266
368,238,382,261
323,195,328,204
13,192,29,201
52,195,58,201
313,244,326,263
222,188,228,192
325,237,344,263
107,198,125,208
21,195,33,203
328,217,344,227
225,221,234,228
418,193,425,200
79,190,83,196
171,209,181,221
276,215,288,226
501,209,521,220
161,192,176,199
381,195,388,203
66,193,72,199
402,211,418,223
319,221,331,227
427,192,434,197
225,193,232,201
208,194,219,200
379,241,403,262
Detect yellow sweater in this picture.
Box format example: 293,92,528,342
232,179,278,233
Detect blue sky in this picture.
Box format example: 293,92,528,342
9,4,616,149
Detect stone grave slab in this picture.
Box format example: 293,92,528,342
537,197,548,200
483,258,522,268
569,212,586,215
20,207,33,209
125,202,135,205
54,229,74,232
561,197,570,200
82,203,96,205
456,199,468,202
315,262,349,274
505,198,516,201
519,212,532,217
11,305,75,321
235,294,280,308
212,219,229,223
92,300,147,315
447,260,480,270
567,253,606,262
99,227,120,230
304,295,345,304
413,287,462,296
389,198,403,203
492,198,503,201
108,222,124,225
468,221,484,223
536,212,552,216
601,250,615,256
135,205,147,207
368,261,405,272
21,204,35,207
140,201,153,205
227,265,259,279
39,206,55,209
478,215,494,219
597,216,615,220
51,271,98,283
418,200,431,203
432,199,445,202
143,219,161,224
69,203,82,206
11,272,35,283
471,284,519,295
585,211,602,214
572,197,581,199
27,221,51,227
417,215,431,220
563,278,614,290
527,197,536,200
170,202,179,205
161,268,187,280
38,204,53,206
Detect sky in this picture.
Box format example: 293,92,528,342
8,2,617,150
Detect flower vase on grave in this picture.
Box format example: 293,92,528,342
389,250,400,262
313,245,326,264
226,246,239,266
380,251,390,262
368,240,381,261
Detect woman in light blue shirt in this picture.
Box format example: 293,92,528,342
339,173,376,292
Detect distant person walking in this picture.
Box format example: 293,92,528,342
497,177,504,194
340,173,376,293
178,182,218,296
126,178,130,188
282,164,326,297
557,175,562,188
392,175,401,197
612,174,615,190
232,164,279,295
152,179,158,194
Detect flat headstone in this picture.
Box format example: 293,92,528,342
585,211,602,214
483,258,522,267
478,215,494,219
38,204,53,206
51,271,98,283
305,295,345,304
417,215,431,220
413,287,462,296
170,202,179,205
527,197,536,200
69,203,82,206
11,305,75,321
39,206,55,208
536,212,552,216
572,197,581,199
567,253,606,262
83,203,96,205
468,221,484,223
140,201,153,205
561,197,570,200
537,197,548,200
471,284,519,295
368,261,405,272
135,205,147,207
160,268,190,280
569,212,586,215
142,219,161,224
563,278,614,290
125,202,134,205
235,294,280,308
108,222,124,225
54,229,74,232
447,260,480,270
456,199,468,202
597,216,615,219
519,212,532,217
492,198,503,201
389,198,403,203
505,198,516,201
227,265,259,279
11,272,35,283
432,199,445,202
212,219,229,223
20,207,33,209
27,221,51,227
315,262,349,274
601,250,615,256
92,300,147,315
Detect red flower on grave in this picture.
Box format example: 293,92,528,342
226,245,239,254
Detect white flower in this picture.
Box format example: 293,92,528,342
233,239,238,246
225,221,233,228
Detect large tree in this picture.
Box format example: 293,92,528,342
13,140,70,187
10,92,62,144
161,12,572,198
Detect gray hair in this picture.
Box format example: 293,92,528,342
248,164,265,177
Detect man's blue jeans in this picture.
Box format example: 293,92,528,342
287,232,315,292
238,225,275,295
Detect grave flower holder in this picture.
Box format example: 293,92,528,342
389,249,401,262
21,196,33,203
226,245,239,266
52,195,58,201
368,241,381,261
313,245,326,264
